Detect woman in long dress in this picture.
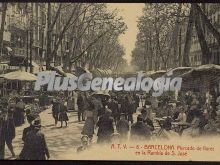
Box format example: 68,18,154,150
58,100,69,128
81,98,95,142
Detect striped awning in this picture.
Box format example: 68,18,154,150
91,68,112,77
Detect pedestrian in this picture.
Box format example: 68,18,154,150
133,93,140,112
0,98,16,159
108,97,119,125
81,98,95,142
8,98,17,126
19,112,40,159
77,93,85,122
130,114,152,141
141,108,154,131
116,113,129,142
58,99,69,128
19,117,50,160
126,95,135,124
15,98,25,126
51,98,60,126
97,108,114,144
119,96,128,120
91,96,103,125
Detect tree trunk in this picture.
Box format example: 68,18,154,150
182,5,195,67
193,4,210,65
0,3,7,57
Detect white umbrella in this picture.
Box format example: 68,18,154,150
2,70,37,81
91,90,110,97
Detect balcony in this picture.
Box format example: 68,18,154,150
8,16,27,31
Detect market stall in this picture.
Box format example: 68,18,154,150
146,70,167,79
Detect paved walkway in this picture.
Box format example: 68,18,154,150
4,105,148,160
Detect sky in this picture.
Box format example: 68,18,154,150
107,3,145,64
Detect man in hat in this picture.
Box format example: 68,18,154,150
130,114,152,141
19,112,40,159
19,117,50,160
96,108,114,144
116,113,129,142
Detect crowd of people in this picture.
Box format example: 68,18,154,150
1,90,220,159
76,91,220,153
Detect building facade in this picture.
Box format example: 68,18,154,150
0,3,70,72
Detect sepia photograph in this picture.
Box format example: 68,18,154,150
0,2,220,162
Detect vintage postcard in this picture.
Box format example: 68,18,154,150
0,2,220,162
